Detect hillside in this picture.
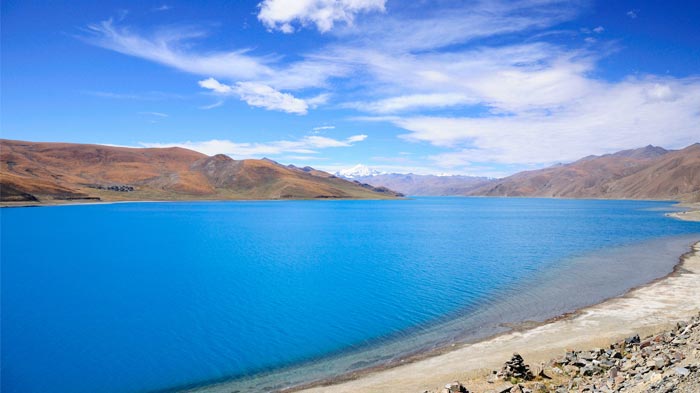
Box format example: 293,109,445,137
470,144,700,202
0,139,402,204
350,173,494,196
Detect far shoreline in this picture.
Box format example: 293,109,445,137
1,195,694,209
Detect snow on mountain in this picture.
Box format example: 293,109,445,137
335,164,383,178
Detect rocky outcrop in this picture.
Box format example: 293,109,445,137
429,313,700,392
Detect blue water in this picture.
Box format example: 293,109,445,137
1,198,699,393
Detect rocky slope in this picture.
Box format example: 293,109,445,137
470,144,700,202
0,139,402,203
433,313,700,393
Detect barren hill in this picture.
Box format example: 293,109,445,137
0,139,402,204
471,144,700,202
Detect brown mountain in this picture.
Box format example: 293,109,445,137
470,144,700,202
0,139,402,204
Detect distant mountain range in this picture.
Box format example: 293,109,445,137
336,144,700,201
348,173,494,196
335,164,383,178
0,139,402,204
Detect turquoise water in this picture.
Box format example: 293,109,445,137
1,198,698,393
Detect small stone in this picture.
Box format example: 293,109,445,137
625,334,641,345
673,366,690,376
444,381,465,393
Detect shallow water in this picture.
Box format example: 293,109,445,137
1,198,698,393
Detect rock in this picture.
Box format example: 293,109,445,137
625,334,641,345
674,366,690,376
444,381,466,393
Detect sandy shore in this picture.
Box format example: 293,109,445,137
667,202,700,222
297,240,700,393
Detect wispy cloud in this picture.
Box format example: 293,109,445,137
199,100,224,110
138,111,168,117
257,0,386,33
627,9,638,19
347,93,479,113
386,77,700,166
82,19,274,81
140,134,368,158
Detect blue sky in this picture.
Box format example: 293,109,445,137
2,0,699,177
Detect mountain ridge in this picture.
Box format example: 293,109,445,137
0,139,403,204
469,144,700,202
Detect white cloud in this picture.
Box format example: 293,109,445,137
627,10,638,19
386,77,700,166
234,82,309,114
257,0,386,33
313,125,335,131
198,77,233,94
306,92,331,107
331,42,596,114
593,26,604,33
332,0,580,52
198,78,324,114
140,134,367,158
345,134,367,143
348,93,479,113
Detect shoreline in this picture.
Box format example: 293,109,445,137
188,234,700,393
1,196,693,209
0,196,405,209
667,202,700,222
289,239,700,393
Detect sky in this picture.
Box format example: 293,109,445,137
2,0,699,177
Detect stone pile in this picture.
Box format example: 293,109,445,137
497,353,535,382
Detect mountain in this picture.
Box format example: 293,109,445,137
335,164,383,178
352,173,495,196
470,144,700,202
0,139,403,204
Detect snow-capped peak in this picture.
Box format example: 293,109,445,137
335,164,382,178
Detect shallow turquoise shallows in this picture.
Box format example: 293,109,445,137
2,198,699,393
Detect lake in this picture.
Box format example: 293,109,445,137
1,198,699,393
